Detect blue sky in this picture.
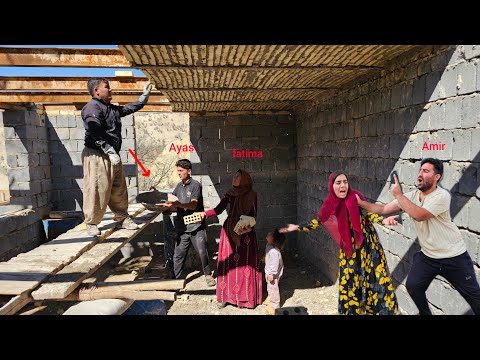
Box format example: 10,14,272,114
0,45,145,77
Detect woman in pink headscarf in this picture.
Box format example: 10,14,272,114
281,171,399,315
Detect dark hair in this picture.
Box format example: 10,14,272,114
332,171,348,182
420,158,443,179
175,159,192,170
272,229,287,249
87,78,109,97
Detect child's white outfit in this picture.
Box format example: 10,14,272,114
265,243,284,310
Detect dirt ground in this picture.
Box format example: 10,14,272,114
20,246,339,315
156,249,339,316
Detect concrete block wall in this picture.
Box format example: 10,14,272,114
294,45,480,314
191,114,297,251
0,108,50,260
45,110,138,211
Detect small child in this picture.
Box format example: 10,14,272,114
264,229,286,315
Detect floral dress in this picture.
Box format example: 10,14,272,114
299,209,398,315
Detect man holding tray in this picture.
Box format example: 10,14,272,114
159,159,216,287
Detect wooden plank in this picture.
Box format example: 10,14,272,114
85,279,185,292
0,294,31,315
19,305,47,315
0,263,58,273
0,47,131,67
42,104,172,113
48,211,84,219
0,206,144,296
31,210,158,300
64,287,176,302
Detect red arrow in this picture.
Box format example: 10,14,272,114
128,149,151,177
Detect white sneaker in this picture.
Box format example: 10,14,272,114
121,216,139,230
86,224,100,236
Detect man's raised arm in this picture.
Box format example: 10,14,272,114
355,194,402,215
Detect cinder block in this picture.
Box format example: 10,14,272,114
438,280,471,315
32,140,47,154
2,111,26,126
412,75,426,105
425,71,442,102
457,61,476,95
122,115,134,126
460,229,480,266
67,115,77,128
5,139,29,154
10,195,37,208
55,116,70,128
427,102,445,130
451,129,471,161
381,88,391,112
461,95,480,128
401,80,414,107
464,45,480,60
391,83,402,109
69,128,85,140
467,197,480,233
37,127,48,141
62,140,78,152
422,130,453,161
120,139,135,152
41,179,52,193
8,167,31,183
451,194,470,229
439,65,458,99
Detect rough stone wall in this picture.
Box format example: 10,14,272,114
295,45,480,314
0,108,50,260
46,110,138,211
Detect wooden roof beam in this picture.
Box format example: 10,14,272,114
0,76,150,91
0,47,131,67
0,92,168,103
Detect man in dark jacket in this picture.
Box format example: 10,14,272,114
81,78,152,236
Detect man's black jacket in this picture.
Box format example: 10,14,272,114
81,98,144,154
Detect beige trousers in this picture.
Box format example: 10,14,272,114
82,147,129,225
266,277,281,309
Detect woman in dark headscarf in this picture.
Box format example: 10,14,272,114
198,169,262,309
282,171,399,315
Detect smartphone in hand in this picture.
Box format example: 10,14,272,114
390,170,399,185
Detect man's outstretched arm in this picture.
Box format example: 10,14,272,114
355,194,402,215
393,194,433,221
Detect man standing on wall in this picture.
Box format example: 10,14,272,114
81,78,152,236
356,158,480,315
160,159,216,287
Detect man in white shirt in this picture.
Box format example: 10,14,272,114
356,158,480,315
